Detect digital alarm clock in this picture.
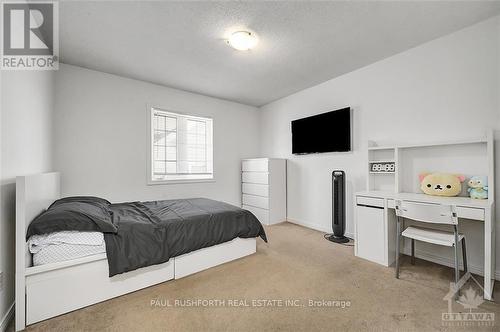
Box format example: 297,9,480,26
370,162,395,173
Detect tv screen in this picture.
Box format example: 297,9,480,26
292,107,351,154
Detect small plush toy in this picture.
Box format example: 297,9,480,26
419,172,465,197
467,176,488,200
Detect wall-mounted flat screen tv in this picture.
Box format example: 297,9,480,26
291,107,351,154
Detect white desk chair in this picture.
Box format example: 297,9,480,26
394,200,467,286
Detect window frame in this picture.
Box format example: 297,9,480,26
147,105,215,185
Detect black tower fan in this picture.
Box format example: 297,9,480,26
326,170,349,243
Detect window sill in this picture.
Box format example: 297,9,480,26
147,178,216,185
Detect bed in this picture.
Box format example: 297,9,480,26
15,172,266,331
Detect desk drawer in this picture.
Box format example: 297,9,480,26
356,196,384,208
457,207,484,221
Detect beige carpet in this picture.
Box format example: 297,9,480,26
8,222,500,331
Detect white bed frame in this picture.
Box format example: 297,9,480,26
15,172,257,331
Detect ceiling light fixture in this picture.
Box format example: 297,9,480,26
227,31,258,51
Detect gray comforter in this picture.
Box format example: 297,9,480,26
104,198,267,276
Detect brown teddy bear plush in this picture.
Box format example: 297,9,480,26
419,173,465,197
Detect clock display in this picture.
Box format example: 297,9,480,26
370,162,395,173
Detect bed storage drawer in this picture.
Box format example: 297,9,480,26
242,194,269,210
242,172,268,184
243,204,269,225
242,159,268,172
25,257,174,325
242,183,269,197
175,237,256,279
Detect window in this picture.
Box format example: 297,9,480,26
150,108,213,183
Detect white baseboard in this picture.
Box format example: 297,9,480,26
286,218,354,240
0,303,14,332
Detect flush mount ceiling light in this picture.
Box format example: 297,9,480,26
227,31,258,51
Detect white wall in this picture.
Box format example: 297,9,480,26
53,64,260,205
259,17,500,275
0,18,497,328
0,71,54,328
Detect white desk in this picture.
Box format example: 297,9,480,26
354,190,495,300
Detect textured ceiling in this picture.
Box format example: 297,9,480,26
59,1,500,106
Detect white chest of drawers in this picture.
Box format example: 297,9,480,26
241,158,286,225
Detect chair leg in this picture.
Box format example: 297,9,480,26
395,217,401,279
453,225,460,297
461,237,468,273
411,239,415,265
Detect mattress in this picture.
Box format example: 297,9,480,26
28,231,106,266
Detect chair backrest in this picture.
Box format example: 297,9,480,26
395,200,458,225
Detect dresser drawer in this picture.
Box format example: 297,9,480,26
242,159,268,172
242,194,269,210
242,183,269,197
242,204,269,225
242,172,268,185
